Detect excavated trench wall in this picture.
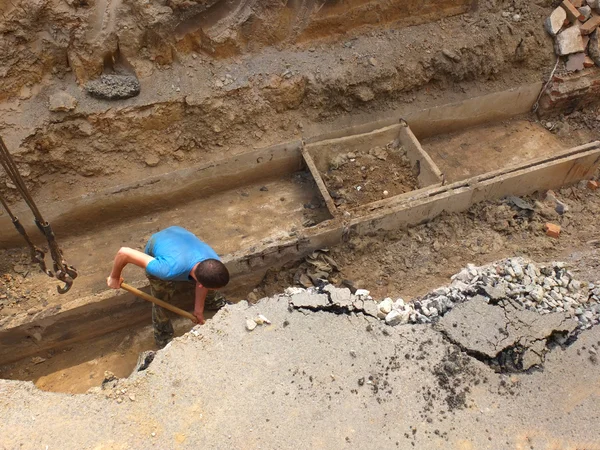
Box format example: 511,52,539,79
1,84,600,368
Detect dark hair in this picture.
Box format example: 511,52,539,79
194,259,229,289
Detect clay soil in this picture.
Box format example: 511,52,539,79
322,144,419,209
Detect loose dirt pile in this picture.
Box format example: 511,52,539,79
323,145,419,208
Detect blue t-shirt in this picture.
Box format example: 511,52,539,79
144,226,220,281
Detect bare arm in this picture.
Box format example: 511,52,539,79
107,247,154,289
194,283,208,324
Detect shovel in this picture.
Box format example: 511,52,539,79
120,282,197,323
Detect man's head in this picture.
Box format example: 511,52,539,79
194,259,230,289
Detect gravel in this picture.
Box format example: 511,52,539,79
376,258,600,329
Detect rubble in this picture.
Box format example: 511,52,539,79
373,258,600,331
545,7,567,36
556,26,586,55
589,29,600,64
545,1,600,68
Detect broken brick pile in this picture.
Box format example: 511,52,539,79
377,258,600,330
545,0,600,71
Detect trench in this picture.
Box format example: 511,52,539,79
1,84,600,393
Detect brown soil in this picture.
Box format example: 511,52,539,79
0,0,555,207
322,144,419,209
257,173,600,302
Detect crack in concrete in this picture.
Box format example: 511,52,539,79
437,318,581,373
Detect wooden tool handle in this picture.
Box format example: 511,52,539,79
120,282,197,322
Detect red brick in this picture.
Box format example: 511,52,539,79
584,55,596,67
545,223,561,238
580,15,600,35
588,180,599,189
562,0,585,21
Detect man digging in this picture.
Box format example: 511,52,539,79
107,226,230,347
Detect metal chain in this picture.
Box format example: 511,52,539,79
0,136,77,293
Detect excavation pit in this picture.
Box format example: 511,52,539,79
2,86,600,395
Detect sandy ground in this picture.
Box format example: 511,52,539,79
0,292,599,449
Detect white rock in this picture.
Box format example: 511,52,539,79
378,298,393,316
355,289,371,298
385,309,410,326
285,287,306,296
511,260,524,278
246,319,257,331
393,298,405,309
556,26,585,55
530,286,545,302
579,5,592,20
545,7,567,36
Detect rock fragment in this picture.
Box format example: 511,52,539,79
49,91,78,112
545,7,568,36
589,29,600,65
289,292,330,309
579,5,592,19
556,26,586,55
378,298,394,318
246,319,257,331
566,52,586,71
145,155,160,167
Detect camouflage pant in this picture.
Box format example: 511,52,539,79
148,276,226,347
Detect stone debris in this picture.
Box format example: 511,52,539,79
556,26,585,55
285,285,379,317
245,319,257,331
375,258,600,330
589,29,600,65
545,7,567,36
566,52,586,71
85,74,141,100
545,1,600,68
580,15,600,34
579,5,592,20
48,91,77,112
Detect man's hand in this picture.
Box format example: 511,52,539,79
193,310,205,325
106,276,124,289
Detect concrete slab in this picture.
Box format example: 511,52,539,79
0,294,599,449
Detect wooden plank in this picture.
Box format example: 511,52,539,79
300,144,338,217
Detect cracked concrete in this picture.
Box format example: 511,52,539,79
288,286,379,318
437,296,579,371
1,292,599,449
